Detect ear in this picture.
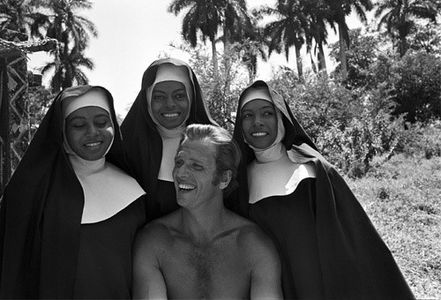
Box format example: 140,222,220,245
219,170,232,190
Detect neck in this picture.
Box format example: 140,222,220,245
179,196,227,244
254,142,286,163
68,154,106,176
157,124,185,138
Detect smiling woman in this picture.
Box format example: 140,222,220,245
118,57,216,220
0,85,148,298
64,91,114,161
229,80,415,300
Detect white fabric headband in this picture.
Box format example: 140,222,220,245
147,63,193,105
63,89,111,118
240,88,273,109
240,86,286,151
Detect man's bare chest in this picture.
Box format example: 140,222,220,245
159,237,251,298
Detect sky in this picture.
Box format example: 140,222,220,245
28,0,362,117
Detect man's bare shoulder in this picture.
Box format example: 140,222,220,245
225,210,276,254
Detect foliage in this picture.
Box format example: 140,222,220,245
389,50,441,122
268,69,409,177
330,27,389,89
183,43,249,131
374,0,439,57
408,22,441,55
36,0,97,93
346,154,441,298
0,0,97,93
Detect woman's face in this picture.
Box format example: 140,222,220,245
65,106,114,161
241,99,278,149
151,80,190,129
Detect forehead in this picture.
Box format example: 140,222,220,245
67,106,109,120
241,99,274,111
177,139,216,161
153,80,185,92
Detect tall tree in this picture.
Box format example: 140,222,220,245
36,0,97,92
168,0,252,88
41,44,94,92
324,0,373,79
168,0,222,78
0,0,47,41
258,0,308,81
375,0,438,57
220,0,252,92
304,0,330,75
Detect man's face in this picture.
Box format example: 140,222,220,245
173,139,221,209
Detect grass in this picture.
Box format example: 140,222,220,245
344,154,441,299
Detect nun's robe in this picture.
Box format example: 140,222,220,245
229,80,415,300
0,86,149,299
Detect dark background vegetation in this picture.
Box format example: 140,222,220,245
1,0,440,298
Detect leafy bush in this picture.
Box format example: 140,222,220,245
270,71,407,177
389,50,441,122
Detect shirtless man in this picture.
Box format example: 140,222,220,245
133,124,282,299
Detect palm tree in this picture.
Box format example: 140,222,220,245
168,0,222,78
324,0,373,79
222,0,252,93
36,0,97,92
375,0,438,57
41,47,94,92
0,0,48,41
259,0,308,81
302,0,330,75
233,31,268,83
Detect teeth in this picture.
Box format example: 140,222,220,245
163,113,179,118
85,142,101,147
252,132,267,137
178,183,195,191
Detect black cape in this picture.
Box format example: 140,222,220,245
230,80,415,300
119,58,216,219
0,85,131,298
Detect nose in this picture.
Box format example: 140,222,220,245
254,114,264,126
165,95,176,108
174,164,189,179
86,124,99,136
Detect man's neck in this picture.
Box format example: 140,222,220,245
179,197,230,245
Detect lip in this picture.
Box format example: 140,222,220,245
251,131,268,137
84,141,103,148
162,112,180,118
177,182,196,192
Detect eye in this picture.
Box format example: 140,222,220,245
192,163,203,171
175,158,184,168
69,121,86,128
242,112,253,119
152,94,165,101
263,110,274,117
174,92,187,101
94,116,110,128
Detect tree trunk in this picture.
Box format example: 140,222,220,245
211,38,219,79
294,42,303,81
223,23,232,94
317,42,327,76
338,24,348,79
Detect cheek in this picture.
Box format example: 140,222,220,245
179,100,190,112
151,101,162,114
241,119,251,134
103,127,114,141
